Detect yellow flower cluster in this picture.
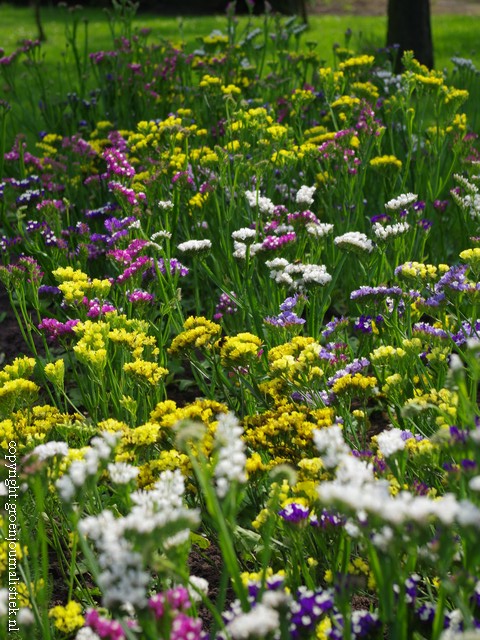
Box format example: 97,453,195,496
48,601,84,634
331,373,377,396
405,387,458,427
0,356,36,384
219,332,262,367
123,360,168,385
168,316,221,355
369,155,402,171
268,337,323,383
370,345,407,363
244,403,334,461
395,261,448,282
73,320,109,372
339,54,375,71
52,266,111,304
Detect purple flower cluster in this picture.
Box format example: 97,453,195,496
214,291,238,320
84,609,126,640
350,285,403,300
290,587,335,638
327,357,370,387
265,294,306,327
278,502,310,523
38,318,79,341
104,147,136,179
262,231,296,250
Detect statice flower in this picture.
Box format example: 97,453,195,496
83,609,126,640
38,318,79,342
350,285,403,300
265,294,306,327
290,587,335,638
127,289,154,304
103,147,135,178
278,502,310,523
373,221,410,240
376,427,406,457
334,231,374,253
245,189,275,215
108,180,146,206
385,192,418,211
57,432,121,503
157,199,174,210
313,424,350,469
107,462,139,485
214,412,247,498
327,357,370,387
177,239,212,254
295,184,316,206
30,441,69,461
306,222,334,237
214,291,238,320
231,227,257,243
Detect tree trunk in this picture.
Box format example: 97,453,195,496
386,0,433,72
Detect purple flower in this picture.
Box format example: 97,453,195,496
278,503,310,523
38,318,79,341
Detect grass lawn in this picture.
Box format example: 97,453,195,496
0,4,479,72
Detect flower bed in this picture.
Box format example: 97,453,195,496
1,3,480,639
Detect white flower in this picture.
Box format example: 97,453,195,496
334,231,374,253
227,603,280,639
313,425,350,469
188,576,209,603
469,476,480,491
385,193,418,210
31,441,69,460
231,227,257,242
0,589,8,617
373,221,410,240
107,462,139,484
245,189,275,215
76,629,102,640
296,263,332,286
214,412,247,498
177,239,212,254
371,526,394,551
151,230,172,241
158,199,174,210
306,222,334,237
18,608,35,626
295,184,316,206
233,241,263,260
376,428,406,457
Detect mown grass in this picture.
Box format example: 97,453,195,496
0,4,479,73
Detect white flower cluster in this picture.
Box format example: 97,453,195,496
79,469,199,608
306,222,334,238
315,429,480,530
158,199,174,210
385,192,418,211
31,441,69,461
233,240,263,260
177,239,212,254
295,184,316,206
231,227,257,243
214,412,247,498
56,432,121,502
313,424,350,469
107,462,139,485
376,427,405,457
245,189,275,215
222,590,291,639
151,230,172,241
334,231,374,253
265,258,332,290
373,221,410,240
451,174,480,220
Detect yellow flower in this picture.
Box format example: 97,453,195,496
48,601,84,633
219,332,262,366
123,360,168,385
168,317,221,355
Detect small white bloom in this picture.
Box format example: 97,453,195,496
227,603,280,639
107,462,139,485
188,575,209,603
334,231,374,253
231,227,257,243
151,230,172,241
18,608,35,626
158,199,174,210
469,476,480,491
313,425,350,469
376,428,406,457
245,189,275,215
31,441,69,461
306,222,334,237
177,239,212,254
295,184,316,206
373,221,410,240
214,412,247,498
385,193,418,210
